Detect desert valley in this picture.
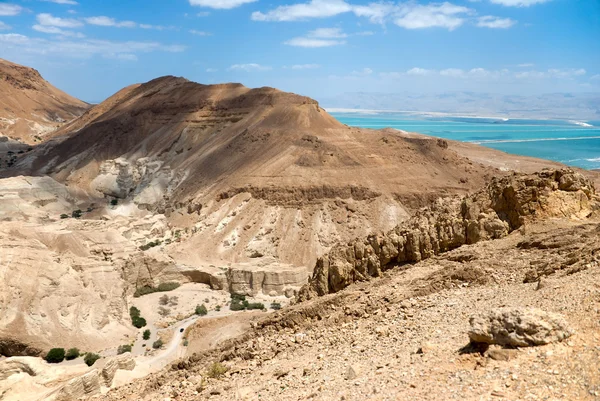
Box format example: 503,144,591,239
0,56,599,401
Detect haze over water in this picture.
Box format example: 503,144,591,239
330,112,600,170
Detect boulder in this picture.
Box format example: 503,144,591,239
468,308,573,347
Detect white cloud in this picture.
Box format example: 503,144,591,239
290,64,321,69
43,0,78,5
32,24,85,37
440,68,465,77
189,29,212,36
394,3,473,30
490,0,551,7
206,68,218,72
252,0,352,21
476,15,516,28
0,21,10,30
0,33,185,60
518,63,534,67
308,27,347,38
85,16,136,28
285,37,345,47
515,69,586,79
352,3,396,24
140,24,170,30
190,0,258,9
0,4,22,16
228,63,272,72
406,67,433,76
285,26,347,47
37,13,83,28
106,53,138,61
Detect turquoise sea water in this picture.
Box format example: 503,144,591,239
330,112,600,170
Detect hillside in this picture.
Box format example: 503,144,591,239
6,76,564,268
0,59,89,144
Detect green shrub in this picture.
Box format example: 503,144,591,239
152,339,163,349
117,344,132,354
45,348,66,363
246,302,265,310
65,348,80,360
129,306,141,319
195,304,208,316
133,282,180,297
132,316,147,328
215,305,221,312
71,210,82,218
183,339,189,346
270,302,282,310
60,214,69,219
229,300,245,311
143,329,151,340
84,353,101,367
206,362,228,379
110,199,118,206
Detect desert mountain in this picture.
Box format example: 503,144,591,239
9,76,561,268
0,58,89,144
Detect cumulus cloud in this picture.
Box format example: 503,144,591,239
189,29,212,35
285,27,348,47
228,63,272,71
85,16,136,28
290,64,321,69
252,0,352,21
0,4,22,16
43,0,78,5
190,0,258,9
490,0,551,6
406,67,434,76
393,3,473,30
0,33,185,60
476,15,516,28
37,13,83,28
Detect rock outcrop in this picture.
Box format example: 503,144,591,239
54,369,101,401
298,169,597,300
468,308,573,347
101,353,136,386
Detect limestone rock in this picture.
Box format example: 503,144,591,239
54,369,101,401
468,308,573,347
298,169,597,300
101,353,136,386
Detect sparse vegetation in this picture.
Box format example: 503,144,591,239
152,339,163,349
158,306,171,317
270,302,282,310
110,199,118,206
139,240,162,251
133,282,180,297
143,329,151,340
71,209,83,218
206,362,228,379
229,294,264,311
60,214,69,219
45,348,66,363
195,304,208,316
84,353,101,367
129,306,147,328
215,305,221,312
117,344,132,354
65,348,80,360
183,339,189,346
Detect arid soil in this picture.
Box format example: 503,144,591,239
0,58,88,144
1,62,599,401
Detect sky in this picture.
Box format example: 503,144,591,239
0,0,599,104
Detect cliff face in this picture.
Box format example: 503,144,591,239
298,169,598,299
0,58,89,143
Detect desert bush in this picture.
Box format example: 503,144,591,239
229,300,245,311
65,348,80,360
132,316,147,328
60,214,69,219
117,344,132,355
195,304,208,316
71,210,82,218
143,329,151,340
157,282,180,292
183,339,189,346
152,339,163,349
110,199,118,206
158,306,170,317
215,305,221,312
270,302,282,310
134,282,180,297
139,240,162,251
129,306,141,319
159,294,169,305
246,302,265,310
45,348,66,363
206,362,228,379
84,353,101,367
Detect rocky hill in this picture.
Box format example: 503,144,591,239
91,169,600,401
0,59,89,144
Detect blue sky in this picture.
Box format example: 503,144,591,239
0,0,598,103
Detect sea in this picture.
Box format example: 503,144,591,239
329,111,600,170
